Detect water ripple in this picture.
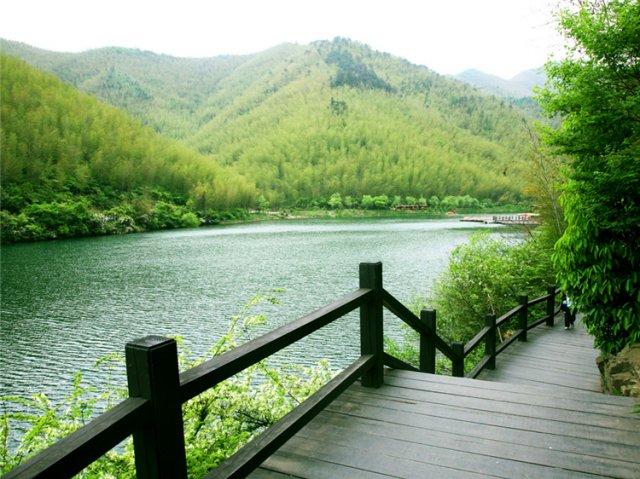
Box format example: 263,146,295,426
1,218,497,405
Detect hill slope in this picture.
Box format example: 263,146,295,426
0,55,256,241
2,38,537,206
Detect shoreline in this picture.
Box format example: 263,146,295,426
1,207,527,245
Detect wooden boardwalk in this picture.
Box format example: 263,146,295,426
249,317,640,478
477,314,602,392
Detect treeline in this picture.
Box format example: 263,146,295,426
275,193,506,212
0,55,256,242
0,180,251,242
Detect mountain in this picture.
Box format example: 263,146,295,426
2,38,538,211
0,55,256,241
454,68,546,98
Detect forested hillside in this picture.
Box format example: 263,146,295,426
0,55,256,241
2,38,537,208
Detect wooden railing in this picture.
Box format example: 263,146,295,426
5,263,560,479
382,285,560,378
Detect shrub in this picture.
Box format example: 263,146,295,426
22,200,95,239
430,232,554,342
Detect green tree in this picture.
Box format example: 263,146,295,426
537,0,640,354
372,195,389,209
328,192,344,209
256,194,270,212
360,195,374,209
429,233,555,342
522,123,567,246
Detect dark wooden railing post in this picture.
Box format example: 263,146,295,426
518,295,529,342
452,341,465,377
126,336,187,479
420,309,437,374
546,286,556,326
485,314,496,370
359,262,384,388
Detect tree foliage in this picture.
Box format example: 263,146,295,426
429,233,555,342
522,123,567,247
537,0,640,354
325,42,394,92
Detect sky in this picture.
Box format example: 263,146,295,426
1,0,566,79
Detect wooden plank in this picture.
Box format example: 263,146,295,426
505,326,597,352
480,316,605,392
324,388,640,465
387,367,634,407
353,380,639,430
255,450,393,478
491,342,599,370
515,332,598,358
294,412,639,479
333,388,640,446
383,370,635,417
479,363,601,391
493,348,599,375
250,467,305,478
485,355,602,386
271,434,496,479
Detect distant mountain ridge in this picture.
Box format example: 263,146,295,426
1,37,538,207
454,68,546,98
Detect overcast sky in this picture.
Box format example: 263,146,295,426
1,0,566,79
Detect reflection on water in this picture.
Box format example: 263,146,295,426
1,218,501,403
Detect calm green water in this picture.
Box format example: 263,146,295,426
1,218,500,403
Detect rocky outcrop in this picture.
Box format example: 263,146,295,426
597,343,640,397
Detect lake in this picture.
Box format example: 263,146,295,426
1,218,502,404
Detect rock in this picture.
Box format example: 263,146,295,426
597,343,640,397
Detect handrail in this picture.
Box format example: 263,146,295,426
3,397,150,479
180,288,372,402
463,286,561,378
383,352,419,372
496,304,523,328
381,285,561,379
464,324,492,357
4,264,562,479
381,290,457,360
464,289,560,357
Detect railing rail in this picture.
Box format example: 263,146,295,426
3,398,150,479
179,287,373,402
5,263,561,479
462,286,560,378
